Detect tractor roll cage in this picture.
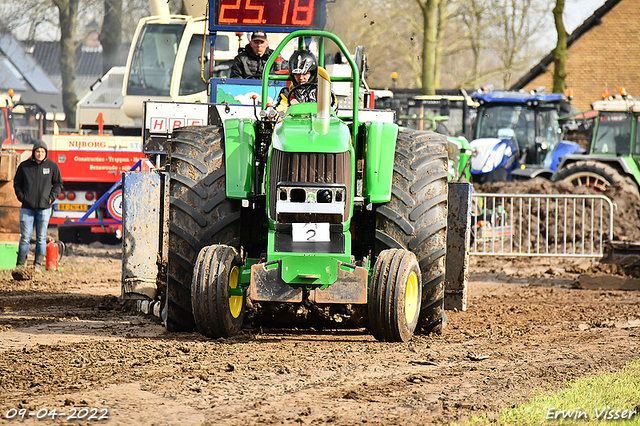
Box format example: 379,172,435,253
260,30,361,143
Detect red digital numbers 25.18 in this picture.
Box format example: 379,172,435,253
217,0,318,27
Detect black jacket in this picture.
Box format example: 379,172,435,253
275,83,319,111
275,76,338,112
230,44,274,79
14,139,63,210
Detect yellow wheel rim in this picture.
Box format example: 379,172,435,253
404,271,419,324
229,266,242,318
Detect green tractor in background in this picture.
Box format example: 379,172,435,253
552,92,640,197
552,90,640,262
448,135,473,182
380,90,475,182
401,111,472,182
123,29,470,342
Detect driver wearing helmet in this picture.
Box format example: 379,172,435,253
275,50,337,112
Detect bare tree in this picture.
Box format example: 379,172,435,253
121,0,150,41
99,0,123,74
491,0,551,88
452,0,492,87
325,1,424,88
552,0,566,93
0,0,562,101
435,0,455,88
415,0,439,95
52,0,80,128
0,0,152,129
303,0,556,92
0,0,57,39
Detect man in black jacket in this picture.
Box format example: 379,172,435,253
13,139,63,268
230,30,274,79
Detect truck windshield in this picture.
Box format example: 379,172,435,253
127,23,186,96
178,34,213,96
594,112,631,155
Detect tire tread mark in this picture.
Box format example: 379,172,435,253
170,197,207,227
170,173,207,199
171,153,209,174
377,206,414,235
409,194,447,222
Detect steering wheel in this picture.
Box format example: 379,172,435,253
288,83,316,103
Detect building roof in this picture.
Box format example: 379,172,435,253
0,32,63,118
25,39,130,96
26,40,106,77
0,33,58,94
510,0,622,90
0,32,130,122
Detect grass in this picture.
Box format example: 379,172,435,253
456,361,640,425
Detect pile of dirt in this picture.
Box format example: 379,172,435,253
474,178,640,242
473,178,640,281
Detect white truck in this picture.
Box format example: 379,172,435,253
76,0,282,135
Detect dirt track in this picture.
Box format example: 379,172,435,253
1,243,639,425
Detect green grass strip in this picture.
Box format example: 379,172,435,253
456,361,640,425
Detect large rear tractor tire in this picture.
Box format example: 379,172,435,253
553,160,640,201
192,245,245,338
368,249,422,342
553,161,634,193
165,126,241,332
375,129,449,335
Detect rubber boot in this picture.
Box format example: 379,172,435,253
15,254,27,268
34,254,46,270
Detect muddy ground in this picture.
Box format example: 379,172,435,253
1,177,639,426
0,239,639,426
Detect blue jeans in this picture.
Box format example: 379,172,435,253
19,207,52,256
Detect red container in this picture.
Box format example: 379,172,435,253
46,236,59,270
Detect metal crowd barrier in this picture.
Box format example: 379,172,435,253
470,193,614,257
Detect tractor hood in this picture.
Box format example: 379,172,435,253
272,103,352,153
469,137,517,174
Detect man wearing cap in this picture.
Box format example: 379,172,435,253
13,139,63,269
230,31,274,79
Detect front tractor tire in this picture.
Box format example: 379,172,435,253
165,126,241,332
368,249,422,342
375,129,449,335
192,245,245,338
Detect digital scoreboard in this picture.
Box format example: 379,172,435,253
210,0,327,32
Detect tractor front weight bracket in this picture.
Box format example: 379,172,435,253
249,260,368,304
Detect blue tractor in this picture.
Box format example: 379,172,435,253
468,89,582,183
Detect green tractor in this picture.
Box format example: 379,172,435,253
448,135,473,182
122,29,469,342
380,90,475,182
552,94,640,197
